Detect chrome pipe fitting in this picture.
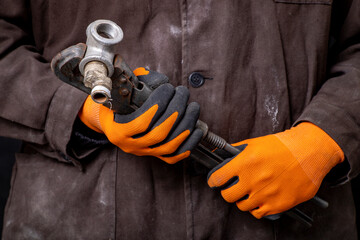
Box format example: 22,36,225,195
79,20,123,104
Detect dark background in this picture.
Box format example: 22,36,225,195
353,176,360,238
0,137,359,238
0,137,21,238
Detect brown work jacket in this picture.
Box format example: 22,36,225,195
0,0,359,239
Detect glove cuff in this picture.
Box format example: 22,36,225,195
275,122,344,187
78,96,104,133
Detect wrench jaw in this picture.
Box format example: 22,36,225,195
51,42,152,115
50,20,139,114
108,55,139,114
51,43,90,94
51,45,137,114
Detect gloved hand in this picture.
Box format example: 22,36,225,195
79,68,203,164
207,122,344,219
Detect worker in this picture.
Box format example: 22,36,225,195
0,0,359,239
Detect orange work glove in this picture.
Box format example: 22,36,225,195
207,122,344,219
79,68,203,164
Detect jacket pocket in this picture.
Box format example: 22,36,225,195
274,0,331,5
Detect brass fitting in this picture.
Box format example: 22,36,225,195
83,61,112,104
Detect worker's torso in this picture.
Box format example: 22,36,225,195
3,0,357,239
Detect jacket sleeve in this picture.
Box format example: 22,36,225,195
0,1,88,166
295,0,360,183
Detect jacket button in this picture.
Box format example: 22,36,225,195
188,72,205,88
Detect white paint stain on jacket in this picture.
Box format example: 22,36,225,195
169,25,182,37
264,95,279,131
